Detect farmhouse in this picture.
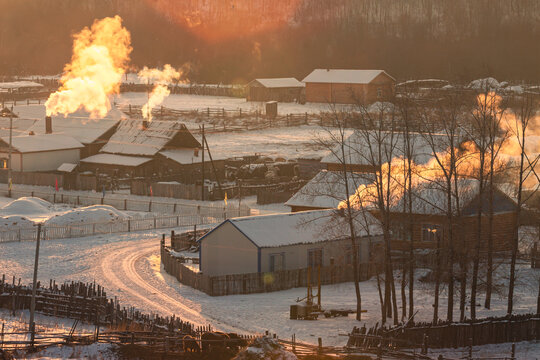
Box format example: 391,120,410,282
80,119,201,177
246,78,305,102
387,179,518,253
199,209,383,277
302,69,395,104
0,133,82,172
285,170,373,212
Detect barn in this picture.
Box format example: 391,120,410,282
80,119,201,177
246,78,305,102
0,134,82,172
302,69,395,104
198,208,383,277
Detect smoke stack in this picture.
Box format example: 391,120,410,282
45,116,52,134
142,120,148,130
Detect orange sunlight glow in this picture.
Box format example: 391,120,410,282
143,0,302,43
45,16,132,118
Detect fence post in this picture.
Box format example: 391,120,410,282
149,201,152,212
128,219,131,232
511,343,516,360
77,196,80,205
124,199,127,210
154,217,157,229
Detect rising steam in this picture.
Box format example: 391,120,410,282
138,64,182,121
45,16,132,118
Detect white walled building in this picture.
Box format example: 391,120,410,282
0,134,82,172
198,209,383,277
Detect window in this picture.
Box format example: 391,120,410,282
421,224,443,243
377,88,383,98
269,253,284,272
307,248,323,268
0,159,7,169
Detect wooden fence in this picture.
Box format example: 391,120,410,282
0,171,97,191
161,241,375,296
349,313,540,350
0,213,221,243
6,188,250,217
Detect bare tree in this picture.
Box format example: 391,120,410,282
507,93,539,315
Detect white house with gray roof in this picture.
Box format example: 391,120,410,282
198,209,383,276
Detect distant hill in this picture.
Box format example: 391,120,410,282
1,0,539,82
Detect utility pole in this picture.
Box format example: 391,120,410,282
201,124,205,201
8,114,12,198
29,223,42,347
238,180,242,217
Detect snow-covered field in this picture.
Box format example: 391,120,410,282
114,92,351,115
1,222,539,353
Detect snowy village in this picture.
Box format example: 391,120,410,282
0,1,540,359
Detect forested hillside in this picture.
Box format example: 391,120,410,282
1,0,539,82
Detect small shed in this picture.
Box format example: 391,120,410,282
0,134,82,172
246,78,305,102
199,209,383,276
302,69,395,104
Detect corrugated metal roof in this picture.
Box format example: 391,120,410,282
80,153,152,167
302,69,394,84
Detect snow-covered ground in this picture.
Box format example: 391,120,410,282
0,197,132,231
0,184,289,216
114,92,352,115
1,223,539,353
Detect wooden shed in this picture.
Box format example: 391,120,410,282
246,78,305,102
198,209,383,277
302,69,395,104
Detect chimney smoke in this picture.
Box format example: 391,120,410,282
45,116,52,134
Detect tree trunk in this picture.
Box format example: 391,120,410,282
433,230,441,324
485,151,495,309
401,255,407,321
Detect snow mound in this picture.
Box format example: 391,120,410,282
0,197,53,216
234,337,297,360
45,205,129,226
0,215,35,229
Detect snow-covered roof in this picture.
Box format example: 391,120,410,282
100,119,200,156
159,148,227,165
0,134,83,153
285,170,373,209
468,77,500,90
0,81,44,90
57,163,77,173
0,117,38,137
80,153,152,167
23,106,125,144
207,209,383,248
321,130,449,167
250,78,305,88
302,69,395,84
389,178,517,216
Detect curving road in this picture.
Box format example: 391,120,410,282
97,238,246,333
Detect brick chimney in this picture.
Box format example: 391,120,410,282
45,116,52,134
142,120,148,130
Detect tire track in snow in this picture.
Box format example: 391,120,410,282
98,238,245,333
